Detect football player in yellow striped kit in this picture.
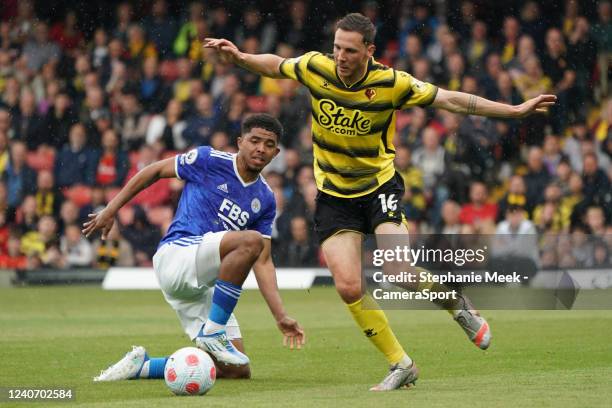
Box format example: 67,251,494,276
205,12,555,391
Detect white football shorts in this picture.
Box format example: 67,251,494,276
152,231,242,341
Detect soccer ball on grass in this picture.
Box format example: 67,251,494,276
164,347,216,395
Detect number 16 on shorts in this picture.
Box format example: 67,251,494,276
378,194,398,214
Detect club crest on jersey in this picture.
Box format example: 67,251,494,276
364,88,376,100
184,149,198,165
251,198,261,213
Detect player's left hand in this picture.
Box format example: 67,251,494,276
277,316,305,350
82,207,115,240
515,94,557,118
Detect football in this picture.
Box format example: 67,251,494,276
164,347,216,396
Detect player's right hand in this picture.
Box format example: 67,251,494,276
203,38,241,64
277,316,306,350
82,208,115,240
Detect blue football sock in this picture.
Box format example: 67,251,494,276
202,279,242,335
137,357,168,379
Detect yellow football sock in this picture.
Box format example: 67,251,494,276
415,266,459,314
347,294,406,365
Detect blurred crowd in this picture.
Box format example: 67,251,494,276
0,0,610,271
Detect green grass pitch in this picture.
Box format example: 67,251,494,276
1,286,611,407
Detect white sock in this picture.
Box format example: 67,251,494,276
397,354,413,369
202,320,225,336
138,361,150,378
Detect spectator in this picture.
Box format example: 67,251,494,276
95,129,129,187
20,215,61,269
3,141,36,210
439,200,462,234
22,22,60,73
542,134,567,175
173,2,205,57
54,123,98,188
235,6,278,54
139,57,170,113
457,109,499,181
497,175,527,221
126,24,157,65
541,28,576,133
412,127,446,193
92,223,135,268
585,206,607,237
112,2,134,43
78,185,106,223
0,129,10,177
533,183,571,233
459,182,497,230
34,170,63,218
59,199,80,234
582,152,611,213
120,205,161,266
59,224,93,268
182,93,217,148
395,145,425,221
91,28,109,69
13,88,46,149
115,92,149,151
523,147,551,212
520,1,547,51
494,205,538,249
142,0,177,58
277,215,318,267
592,1,612,97
500,16,520,65
0,232,28,269
49,10,84,55
146,99,187,151
15,194,37,234
45,92,77,149
209,6,233,41
395,34,423,73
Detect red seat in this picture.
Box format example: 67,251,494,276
26,149,55,171
160,60,179,82
247,95,268,113
62,185,92,207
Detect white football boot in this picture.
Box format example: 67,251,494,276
195,331,249,366
94,346,147,381
370,362,420,391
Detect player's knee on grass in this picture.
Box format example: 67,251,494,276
210,338,251,379
216,363,251,379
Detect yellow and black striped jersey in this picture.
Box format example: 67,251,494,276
279,51,438,198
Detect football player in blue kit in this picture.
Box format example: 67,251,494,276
84,114,305,381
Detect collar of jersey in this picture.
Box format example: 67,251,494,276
232,154,259,187
335,57,373,89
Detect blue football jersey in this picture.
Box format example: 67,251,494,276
159,146,276,247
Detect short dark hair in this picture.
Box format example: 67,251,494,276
336,13,376,44
242,113,283,142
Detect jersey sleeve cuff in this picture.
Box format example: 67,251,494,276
420,86,439,107
175,155,182,180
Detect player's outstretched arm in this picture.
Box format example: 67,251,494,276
82,157,176,240
203,38,285,78
253,239,306,349
430,88,557,119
